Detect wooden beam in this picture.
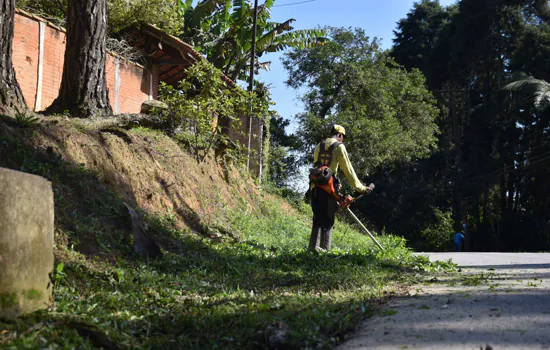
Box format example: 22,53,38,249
153,58,189,66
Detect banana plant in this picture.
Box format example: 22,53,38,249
179,0,327,82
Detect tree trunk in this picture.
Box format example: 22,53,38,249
506,161,515,215
482,181,491,244
0,0,27,116
45,0,111,118
500,171,507,217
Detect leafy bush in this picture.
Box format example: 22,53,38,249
419,207,454,251
108,0,183,35
158,61,269,162
17,0,184,35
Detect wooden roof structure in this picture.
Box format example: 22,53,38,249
125,24,235,88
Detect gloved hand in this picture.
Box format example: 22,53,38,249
357,183,375,194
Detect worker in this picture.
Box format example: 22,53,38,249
308,124,371,252
454,231,465,252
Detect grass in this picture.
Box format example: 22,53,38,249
462,273,490,287
0,198,441,349
0,121,450,349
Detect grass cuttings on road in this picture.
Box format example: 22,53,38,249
1,197,451,349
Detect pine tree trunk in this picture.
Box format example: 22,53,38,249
0,0,27,116
45,0,111,118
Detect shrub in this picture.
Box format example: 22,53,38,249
158,61,269,163
419,207,454,251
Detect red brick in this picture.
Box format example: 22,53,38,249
13,11,153,113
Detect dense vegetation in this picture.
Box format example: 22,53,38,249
0,118,450,349
382,0,550,252
2,0,550,347
278,0,550,252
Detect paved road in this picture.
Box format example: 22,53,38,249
336,253,550,350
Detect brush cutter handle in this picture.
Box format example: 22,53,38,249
352,183,375,202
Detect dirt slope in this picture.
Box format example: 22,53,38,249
0,115,269,258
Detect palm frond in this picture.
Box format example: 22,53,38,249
263,0,275,10
503,73,548,91
534,89,550,110
268,29,327,49
504,73,550,111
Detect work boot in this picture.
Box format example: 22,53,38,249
308,226,321,251
320,228,332,251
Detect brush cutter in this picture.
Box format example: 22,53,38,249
339,184,385,251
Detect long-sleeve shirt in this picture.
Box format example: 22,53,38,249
312,138,367,192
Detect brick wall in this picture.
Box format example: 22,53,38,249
13,13,39,109
117,60,150,114
13,10,154,114
12,10,264,177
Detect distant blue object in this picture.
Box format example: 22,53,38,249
454,232,465,252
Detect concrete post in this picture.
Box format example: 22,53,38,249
0,167,54,317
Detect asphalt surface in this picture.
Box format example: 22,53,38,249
336,253,550,350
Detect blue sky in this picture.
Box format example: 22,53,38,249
257,0,456,132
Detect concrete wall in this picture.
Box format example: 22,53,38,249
13,10,154,114
225,115,264,177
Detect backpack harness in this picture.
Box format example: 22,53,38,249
309,141,351,207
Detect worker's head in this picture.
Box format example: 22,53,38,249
331,124,346,141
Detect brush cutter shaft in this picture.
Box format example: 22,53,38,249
346,207,385,250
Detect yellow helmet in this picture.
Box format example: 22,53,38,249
332,124,346,136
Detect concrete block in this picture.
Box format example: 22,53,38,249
0,167,54,317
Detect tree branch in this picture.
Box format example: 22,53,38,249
71,113,168,131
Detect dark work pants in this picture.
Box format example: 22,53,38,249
309,186,338,251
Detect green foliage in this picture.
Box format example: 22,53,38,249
265,114,300,187
0,114,452,349
283,27,440,174
462,273,489,286
267,144,289,185
158,60,269,162
383,0,550,251
391,0,458,89
16,0,184,35
107,0,184,35
16,0,67,25
181,0,327,81
14,111,39,128
419,207,454,251
504,73,550,111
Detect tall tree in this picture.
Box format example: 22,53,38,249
283,27,440,176
392,0,457,89
267,114,299,187
0,0,27,116
386,0,550,251
46,0,111,118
